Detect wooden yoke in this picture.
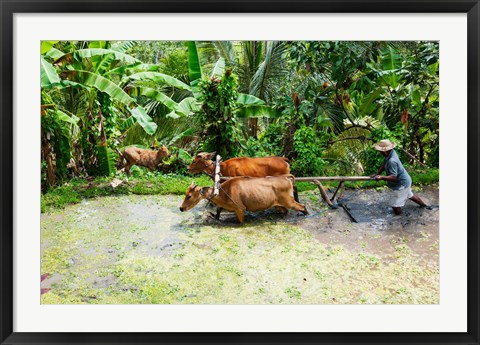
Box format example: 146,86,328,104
213,155,222,196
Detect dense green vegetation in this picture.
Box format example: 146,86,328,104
41,40,439,191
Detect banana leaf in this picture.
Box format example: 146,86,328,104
88,41,108,49
187,41,202,82
123,72,191,90
74,48,140,64
110,41,136,52
120,117,137,132
175,97,200,116
44,48,65,60
177,148,193,163
129,107,157,135
169,128,195,145
40,41,59,54
95,145,116,176
128,86,177,110
56,110,79,126
234,105,279,118
41,57,61,89
380,46,401,88
59,80,92,90
359,87,383,116
69,71,157,135
74,71,133,105
106,63,161,76
93,53,115,75
237,93,266,106
211,57,225,77
187,41,203,99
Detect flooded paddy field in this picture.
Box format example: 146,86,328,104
41,186,439,304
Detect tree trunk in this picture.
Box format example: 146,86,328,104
248,118,259,138
417,132,425,164
42,134,56,187
283,117,297,160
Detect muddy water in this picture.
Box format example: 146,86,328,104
206,186,439,264
299,186,439,264
41,187,439,304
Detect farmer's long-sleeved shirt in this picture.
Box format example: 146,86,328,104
384,150,412,190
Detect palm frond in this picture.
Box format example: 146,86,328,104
214,41,235,65
250,41,288,102
236,41,264,94
324,126,373,174
195,41,220,75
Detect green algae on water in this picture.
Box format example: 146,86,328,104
41,193,439,305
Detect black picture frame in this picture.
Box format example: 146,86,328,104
1,1,479,344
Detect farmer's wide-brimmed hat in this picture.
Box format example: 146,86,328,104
373,139,397,152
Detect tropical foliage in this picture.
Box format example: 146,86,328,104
41,40,439,190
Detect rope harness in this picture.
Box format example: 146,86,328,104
204,161,216,179
205,158,246,210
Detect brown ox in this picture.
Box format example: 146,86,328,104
187,152,290,178
179,176,308,223
122,145,170,176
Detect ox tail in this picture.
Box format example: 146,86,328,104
283,174,300,202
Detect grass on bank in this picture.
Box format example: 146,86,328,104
41,171,211,213
41,168,439,213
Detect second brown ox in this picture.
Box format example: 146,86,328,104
179,176,308,223
187,152,291,177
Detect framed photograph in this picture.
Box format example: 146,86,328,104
1,1,479,344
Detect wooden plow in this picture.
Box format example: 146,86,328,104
294,176,373,222
294,176,371,206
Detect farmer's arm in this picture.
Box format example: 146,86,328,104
374,161,398,181
375,174,398,182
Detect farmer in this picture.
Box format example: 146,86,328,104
371,139,430,215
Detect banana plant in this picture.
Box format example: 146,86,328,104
42,42,199,132
41,40,200,177
42,46,155,132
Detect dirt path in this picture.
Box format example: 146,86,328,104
41,186,439,304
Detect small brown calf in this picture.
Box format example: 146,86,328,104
122,145,170,176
